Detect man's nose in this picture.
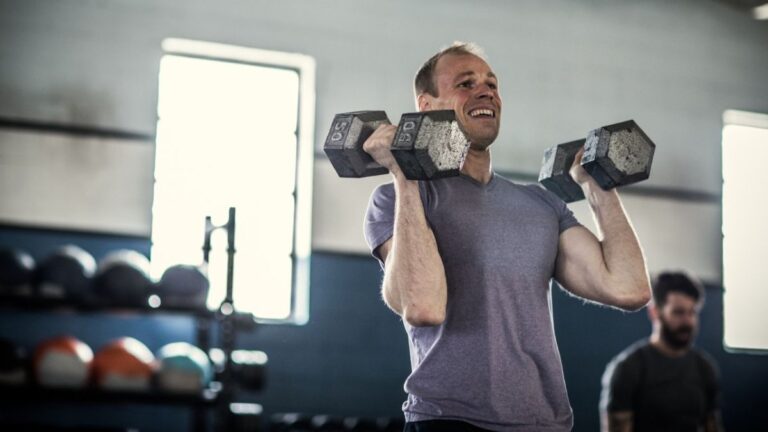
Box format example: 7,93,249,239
475,84,495,99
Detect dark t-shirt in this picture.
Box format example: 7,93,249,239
600,339,720,432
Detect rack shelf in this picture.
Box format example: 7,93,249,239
0,383,222,407
0,295,217,318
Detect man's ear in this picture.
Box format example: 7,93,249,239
417,93,431,112
647,303,658,322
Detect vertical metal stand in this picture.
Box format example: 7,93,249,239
201,207,238,432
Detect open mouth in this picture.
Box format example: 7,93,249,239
468,108,495,118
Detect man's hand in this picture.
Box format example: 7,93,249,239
362,124,400,175
569,146,598,188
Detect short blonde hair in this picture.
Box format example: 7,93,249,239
414,42,487,98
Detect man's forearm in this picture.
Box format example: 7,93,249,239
603,411,633,432
382,174,447,326
705,412,724,432
584,183,651,310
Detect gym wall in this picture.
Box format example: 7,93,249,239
2,0,767,281
1,0,767,431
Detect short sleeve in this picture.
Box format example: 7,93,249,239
698,351,721,413
600,353,641,413
553,195,580,234
364,183,396,267
524,184,581,234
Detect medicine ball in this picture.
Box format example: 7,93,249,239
155,264,210,310
0,337,27,385
92,337,155,391
0,248,35,297
33,335,93,388
156,342,212,394
92,250,152,307
35,245,96,303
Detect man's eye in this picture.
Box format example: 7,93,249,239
489,83,498,90
458,81,473,88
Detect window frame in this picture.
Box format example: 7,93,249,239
158,38,316,325
721,109,768,353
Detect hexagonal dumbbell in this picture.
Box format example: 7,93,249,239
323,110,470,180
539,120,656,202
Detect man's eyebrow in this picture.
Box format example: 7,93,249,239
453,70,498,81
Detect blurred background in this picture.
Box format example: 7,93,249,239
0,0,766,431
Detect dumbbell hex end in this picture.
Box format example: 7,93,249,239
581,119,655,189
323,111,391,178
538,139,586,203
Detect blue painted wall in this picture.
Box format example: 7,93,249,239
0,226,766,431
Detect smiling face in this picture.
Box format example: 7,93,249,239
418,53,502,150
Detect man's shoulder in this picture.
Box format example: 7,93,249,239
367,181,397,208
611,338,650,367
602,339,649,390
691,347,720,376
691,346,716,363
371,181,394,196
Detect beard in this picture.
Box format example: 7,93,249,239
659,315,695,349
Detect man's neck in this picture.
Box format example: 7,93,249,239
649,334,690,358
460,147,493,184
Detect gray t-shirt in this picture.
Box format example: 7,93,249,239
364,173,580,431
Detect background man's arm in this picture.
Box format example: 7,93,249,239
603,411,633,432
704,411,724,432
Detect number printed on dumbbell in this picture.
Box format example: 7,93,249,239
330,120,349,142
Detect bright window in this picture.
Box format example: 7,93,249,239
722,110,768,352
150,39,315,323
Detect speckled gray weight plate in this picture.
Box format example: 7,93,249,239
582,120,655,189
393,110,469,180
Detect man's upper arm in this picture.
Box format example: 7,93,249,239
700,353,724,431
600,354,640,427
555,225,612,304
601,359,636,431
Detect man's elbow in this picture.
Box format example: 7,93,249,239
614,282,651,311
403,305,445,327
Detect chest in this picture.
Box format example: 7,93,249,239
423,182,561,273
636,355,709,422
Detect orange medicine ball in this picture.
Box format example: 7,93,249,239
33,335,93,388
92,337,156,391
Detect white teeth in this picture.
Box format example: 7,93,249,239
470,109,494,118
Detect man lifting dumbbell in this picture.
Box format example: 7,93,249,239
356,42,652,432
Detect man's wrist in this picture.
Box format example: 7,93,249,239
580,180,620,208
